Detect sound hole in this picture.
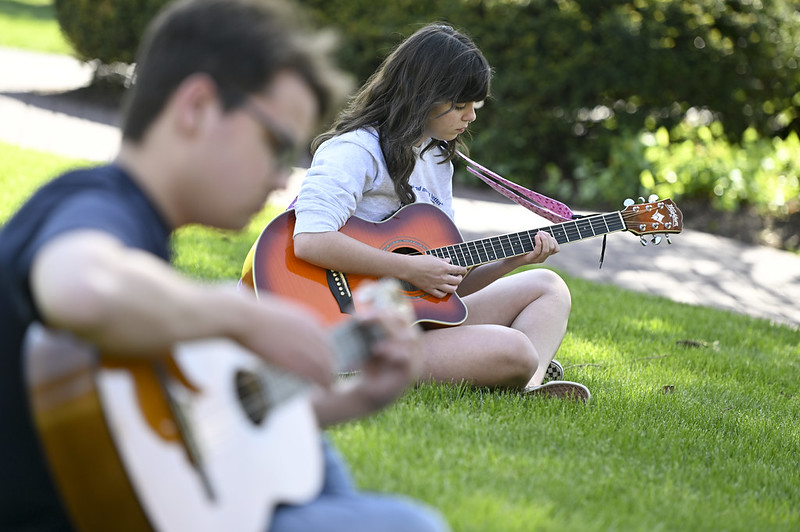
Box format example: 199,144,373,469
235,370,268,425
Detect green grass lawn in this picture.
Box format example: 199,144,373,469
3,141,799,531
0,0,72,54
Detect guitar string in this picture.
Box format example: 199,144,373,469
398,208,670,267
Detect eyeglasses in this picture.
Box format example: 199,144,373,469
242,99,299,175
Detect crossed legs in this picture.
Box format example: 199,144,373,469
420,268,571,389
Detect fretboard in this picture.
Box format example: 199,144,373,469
426,211,625,267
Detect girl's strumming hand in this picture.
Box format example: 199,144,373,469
402,255,468,299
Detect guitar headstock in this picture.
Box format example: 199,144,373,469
621,197,683,244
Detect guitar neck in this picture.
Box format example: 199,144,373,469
427,211,626,267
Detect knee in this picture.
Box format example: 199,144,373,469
537,269,572,313
499,329,539,385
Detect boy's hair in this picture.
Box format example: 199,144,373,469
313,23,492,205
121,0,348,141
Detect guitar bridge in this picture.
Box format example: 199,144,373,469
326,269,354,314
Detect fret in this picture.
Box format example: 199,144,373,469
485,237,500,260
598,214,611,235
487,236,504,260
464,240,482,266
549,223,568,244
442,245,459,265
476,240,490,264
525,229,537,251
564,222,580,242
588,216,607,236
607,212,625,232
452,243,467,265
480,238,495,262
575,217,594,239
510,233,524,255
430,245,446,261
501,234,514,258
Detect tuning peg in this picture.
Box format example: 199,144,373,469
623,198,634,207
640,236,649,246
648,194,659,202
665,234,672,245
638,196,646,203
652,235,662,245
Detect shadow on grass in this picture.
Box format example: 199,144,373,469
0,83,123,126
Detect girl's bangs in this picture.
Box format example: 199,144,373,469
454,55,490,103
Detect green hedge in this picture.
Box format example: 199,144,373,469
54,0,169,65
54,0,800,215
572,121,800,218
297,0,800,209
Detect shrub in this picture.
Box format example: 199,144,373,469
572,120,800,219
297,0,800,203
51,0,800,222
54,0,169,66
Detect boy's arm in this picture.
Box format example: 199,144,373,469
30,229,334,388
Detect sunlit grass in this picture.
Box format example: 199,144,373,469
3,142,799,531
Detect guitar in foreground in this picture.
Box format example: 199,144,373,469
25,279,410,532
241,199,683,328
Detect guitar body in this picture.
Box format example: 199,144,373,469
245,203,469,328
25,325,323,532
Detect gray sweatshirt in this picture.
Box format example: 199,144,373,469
293,127,455,235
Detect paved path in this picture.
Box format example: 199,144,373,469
2,47,798,328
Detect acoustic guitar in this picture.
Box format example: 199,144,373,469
25,279,409,532
241,199,683,328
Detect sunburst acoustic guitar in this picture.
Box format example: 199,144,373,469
241,199,683,328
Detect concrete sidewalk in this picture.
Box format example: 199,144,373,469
2,47,798,328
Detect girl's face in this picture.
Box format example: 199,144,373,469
423,101,482,142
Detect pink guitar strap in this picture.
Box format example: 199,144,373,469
457,150,609,267
456,150,575,223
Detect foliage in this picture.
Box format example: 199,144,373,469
571,120,800,218
297,0,800,207
53,0,169,65
641,124,800,215
39,0,800,217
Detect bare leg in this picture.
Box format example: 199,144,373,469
420,269,571,389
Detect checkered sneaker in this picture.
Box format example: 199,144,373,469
523,381,592,404
542,359,564,383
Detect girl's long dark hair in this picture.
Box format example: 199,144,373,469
312,23,491,205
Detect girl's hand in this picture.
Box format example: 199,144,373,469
515,230,560,266
402,255,468,299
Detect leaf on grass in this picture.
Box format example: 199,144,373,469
662,385,675,394
676,339,709,348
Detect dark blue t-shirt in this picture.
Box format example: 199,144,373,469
0,165,171,531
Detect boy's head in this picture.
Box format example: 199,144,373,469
121,0,344,142
117,0,349,230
